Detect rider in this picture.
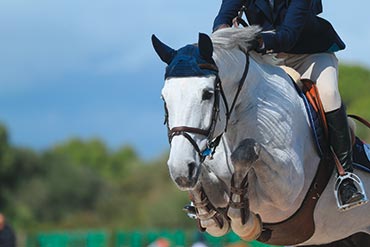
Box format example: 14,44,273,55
213,0,366,208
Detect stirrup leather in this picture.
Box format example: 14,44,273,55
334,171,368,211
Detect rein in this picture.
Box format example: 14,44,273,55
165,53,250,162
348,114,370,129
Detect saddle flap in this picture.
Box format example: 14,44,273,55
301,79,329,139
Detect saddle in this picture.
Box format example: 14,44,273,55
257,68,370,245
353,130,370,172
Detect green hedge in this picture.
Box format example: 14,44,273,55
26,230,279,247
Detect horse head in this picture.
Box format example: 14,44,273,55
152,33,227,190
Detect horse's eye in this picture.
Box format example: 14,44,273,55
202,90,214,101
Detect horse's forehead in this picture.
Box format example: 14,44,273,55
162,77,215,98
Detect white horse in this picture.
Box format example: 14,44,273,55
152,27,370,246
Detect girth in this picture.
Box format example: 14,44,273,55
257,156,334,246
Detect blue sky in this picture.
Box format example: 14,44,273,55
0,1,369,159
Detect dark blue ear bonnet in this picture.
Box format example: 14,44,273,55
165,45,218,79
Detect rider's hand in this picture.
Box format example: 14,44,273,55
250,35,265,53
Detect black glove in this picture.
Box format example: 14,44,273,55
249,34,265,53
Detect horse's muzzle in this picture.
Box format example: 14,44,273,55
174,176,198,190
173,162,200,190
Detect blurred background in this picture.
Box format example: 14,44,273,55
0,1,369,246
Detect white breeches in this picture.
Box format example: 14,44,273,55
277,52,342,112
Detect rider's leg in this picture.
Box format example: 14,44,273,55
305,53,365,206
281,52,366,206
326,105,365,204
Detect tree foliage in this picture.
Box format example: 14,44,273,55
0,124,192,231
339,64,370,141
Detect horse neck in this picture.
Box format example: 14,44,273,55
214,51,275,147
214,50,322,218
216,51,315,165
214,50,275,105
214,48,251,95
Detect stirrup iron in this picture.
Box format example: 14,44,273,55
183,202,197,219
334,171,368,211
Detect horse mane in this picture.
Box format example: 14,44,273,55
210,26,279,65
211,25,261,53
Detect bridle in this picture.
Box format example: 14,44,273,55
164,52,250,163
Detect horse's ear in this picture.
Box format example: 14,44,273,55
198,33,214,62
151,34,176,65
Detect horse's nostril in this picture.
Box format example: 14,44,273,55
188,162,197,179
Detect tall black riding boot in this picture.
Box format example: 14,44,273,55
326,104,365,206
